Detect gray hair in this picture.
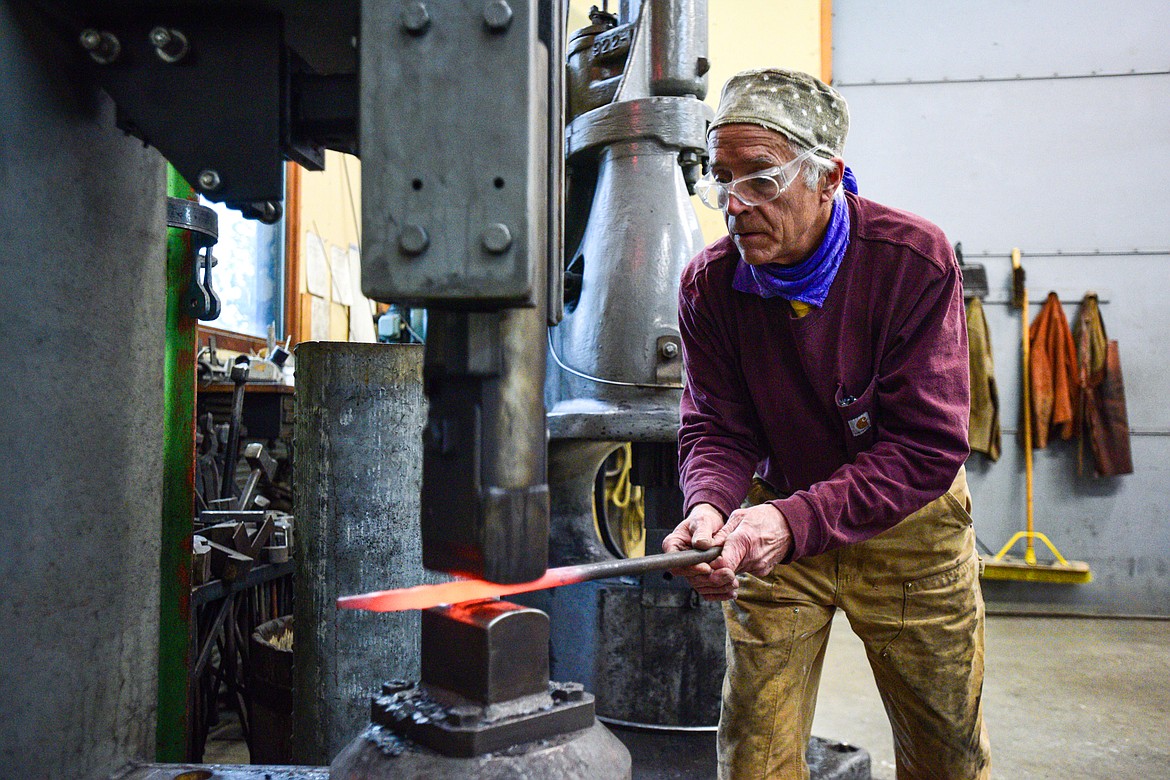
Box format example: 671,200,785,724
786,138,843,197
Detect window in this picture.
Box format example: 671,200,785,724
200,197,285,340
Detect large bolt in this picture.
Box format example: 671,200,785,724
399,224,429,256
401,2,431,34
197,169,221,191
660,341,680,359
483,0,513,31
247,200,282,224
79,29,121,64
480,223,512,254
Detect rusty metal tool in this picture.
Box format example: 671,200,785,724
338,546,723,612
219,355,250,499
236,441,277,510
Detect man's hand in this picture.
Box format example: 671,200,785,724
662,502,794,601
662,503,734,600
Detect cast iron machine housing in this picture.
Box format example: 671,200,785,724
541,0,731,732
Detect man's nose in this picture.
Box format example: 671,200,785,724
725,193,750,216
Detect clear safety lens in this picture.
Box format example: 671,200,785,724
695,146,824,210
694,177,728,210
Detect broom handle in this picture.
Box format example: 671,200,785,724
1013,248,1037,564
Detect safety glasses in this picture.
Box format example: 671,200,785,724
695,146,824,210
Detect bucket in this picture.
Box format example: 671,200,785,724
249,615,293,764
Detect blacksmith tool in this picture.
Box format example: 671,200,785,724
219,355,250,499
338,546,723,612
236,441,277,510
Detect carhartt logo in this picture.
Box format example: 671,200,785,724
848,413,871,437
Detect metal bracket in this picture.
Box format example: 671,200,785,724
565,95,712,161
80,12,286,218
167,196,218,247
167,197,221,321
184,249,219,321
654,334,683,386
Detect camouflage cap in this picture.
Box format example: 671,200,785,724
709,68,849,158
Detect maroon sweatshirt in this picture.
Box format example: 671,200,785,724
678,192,970,561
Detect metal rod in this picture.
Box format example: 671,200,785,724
1013,248,1037,566
998,427,1170,436
338,546,722,612
980,298,1109,306
966,249,1168,259
834,68,1170,88
157,165,198,763
220,364,248,499
566,545,722,580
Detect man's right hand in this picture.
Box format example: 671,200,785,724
661,503,740,601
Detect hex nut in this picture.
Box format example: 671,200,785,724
481,223,512,254
660,341,680,359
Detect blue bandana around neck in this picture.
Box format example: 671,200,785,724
732,166,857,307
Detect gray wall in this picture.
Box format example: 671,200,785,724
0,4,166,777
834,1,1170,615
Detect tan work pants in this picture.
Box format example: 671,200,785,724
719,468,991,780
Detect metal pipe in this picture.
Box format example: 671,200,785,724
157,165,199,762
292,342,436,764
219,356,249,499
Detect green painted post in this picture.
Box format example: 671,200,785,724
157,165,198,761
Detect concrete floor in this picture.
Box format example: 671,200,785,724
204,614,1170,778
812,613,1170,779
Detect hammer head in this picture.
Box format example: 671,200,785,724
229,354,250,383
244,442,278,481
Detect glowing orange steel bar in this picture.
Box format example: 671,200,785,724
337,546,722,612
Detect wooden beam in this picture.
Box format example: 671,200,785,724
196,324,266,355
283,161,304,346
820,0,833,84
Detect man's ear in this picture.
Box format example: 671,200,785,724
821,158,845,202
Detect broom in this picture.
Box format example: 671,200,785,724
982,248,1092,584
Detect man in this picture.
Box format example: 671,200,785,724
663,68,991,779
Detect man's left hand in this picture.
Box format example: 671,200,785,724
709,503,794,587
